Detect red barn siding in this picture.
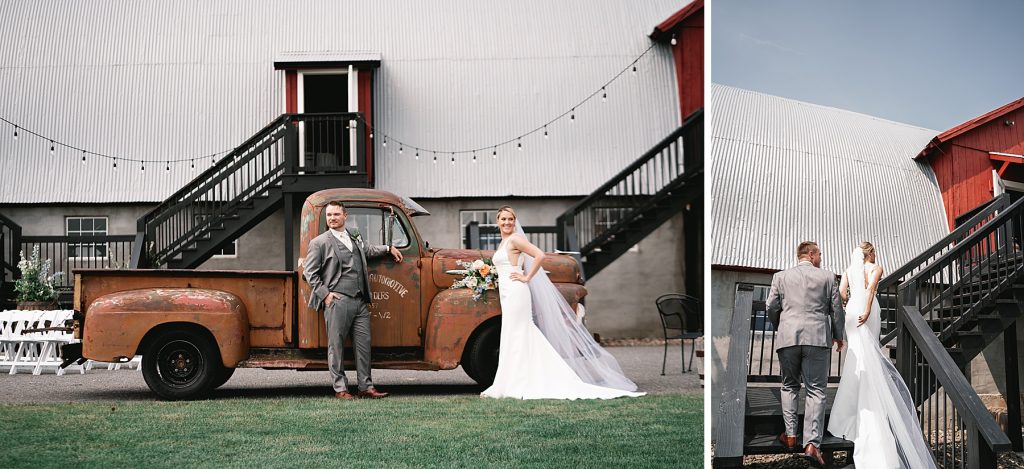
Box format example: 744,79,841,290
675,10,703,120
358,68,374,186
930,144,993,229
922,100,1024,228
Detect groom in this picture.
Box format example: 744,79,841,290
304,201,403,400
766,241,845,467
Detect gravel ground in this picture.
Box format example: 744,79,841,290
713,444,1024,468
0,344,698,403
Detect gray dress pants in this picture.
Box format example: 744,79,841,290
777,345,829,447
324,294,373,392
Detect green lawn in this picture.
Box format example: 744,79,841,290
0,394,701,468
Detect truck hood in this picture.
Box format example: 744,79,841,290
431,249,584,290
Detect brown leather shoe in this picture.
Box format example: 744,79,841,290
334,391,356,400
777,433,798,450
357,387,390,399
803,443,825,468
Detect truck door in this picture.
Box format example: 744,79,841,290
309,205,422,348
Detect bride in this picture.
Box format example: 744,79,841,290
828,242,936,468
480,206,645,399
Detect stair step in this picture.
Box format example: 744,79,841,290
744,433,854,455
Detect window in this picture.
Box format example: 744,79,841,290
66,217,108,258
593,207,639,253
212,240,238,258
747,283,775,333
460,210,501,249
319,206,411,248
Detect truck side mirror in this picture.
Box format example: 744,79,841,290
424,241,430,250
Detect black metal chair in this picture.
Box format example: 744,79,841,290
656,293,702,374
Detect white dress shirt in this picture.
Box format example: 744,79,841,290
330,228,353,251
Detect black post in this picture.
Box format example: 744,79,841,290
1004,323,1023,451
466,221,480,249
284,117,299,176
684,199,702,299
284,193,295,271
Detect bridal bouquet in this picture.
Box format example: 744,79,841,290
450,257,499,300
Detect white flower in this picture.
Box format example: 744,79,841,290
470,259,485,271
466,276,479,288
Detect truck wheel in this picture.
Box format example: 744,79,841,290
464,322,500,386
212,366,235,390
142,329,220,400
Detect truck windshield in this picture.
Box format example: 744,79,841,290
319,206,411,248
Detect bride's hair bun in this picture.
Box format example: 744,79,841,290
860,241,876,259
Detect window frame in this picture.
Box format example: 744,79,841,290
65,216,109,260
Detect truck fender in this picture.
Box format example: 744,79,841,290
83,288,249,367
423,288,500,369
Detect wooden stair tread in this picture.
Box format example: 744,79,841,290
744,433,853,454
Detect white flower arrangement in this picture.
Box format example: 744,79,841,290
450,255,499,301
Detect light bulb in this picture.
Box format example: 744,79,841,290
399,146,403,154
602,88,607,102
165,161,170,172
433,154,437,164
544,126,549,139
472,152,477,163
369,131,374,139
450,155,455,165
671,35,678,46
50,141,55,154
492,149,497,159
191,160,195,170
632,65,637,75
415,151,420,160
141,162,145,172
570,109,575,122
383,138,387,147
113,158,117,170
81,151,86,165
13,126,18,140
517,139,522,151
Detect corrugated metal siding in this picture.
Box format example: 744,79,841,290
0,0,686,203
710,84,949,273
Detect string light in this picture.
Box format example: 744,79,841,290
671,35,678,46
165,161,170,172
190,159,195,170
112,158,117,170
414,150,419,160
1,41,657,168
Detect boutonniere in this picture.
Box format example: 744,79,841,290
348,228,361,244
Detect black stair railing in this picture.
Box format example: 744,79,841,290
877,194,1013,346
0,212,22,285
133,112,365,268
556,108,702,271
890,197,1024,467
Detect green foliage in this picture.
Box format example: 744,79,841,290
0,394,702,468
14,246,62,303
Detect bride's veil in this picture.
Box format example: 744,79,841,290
514,221,639,392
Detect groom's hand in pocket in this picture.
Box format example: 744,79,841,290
833,339,845,353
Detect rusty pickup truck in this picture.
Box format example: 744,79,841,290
61,188,586,399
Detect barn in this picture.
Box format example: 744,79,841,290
0,0,702,339
710,83,1024,464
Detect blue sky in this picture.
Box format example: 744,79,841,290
712,0,1024,131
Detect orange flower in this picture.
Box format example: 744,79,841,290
479,264,491,277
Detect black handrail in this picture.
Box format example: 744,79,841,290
0,212,22,283
556,108,702,256
132,112,365,268
877,194,1013,345
955,194,1011,228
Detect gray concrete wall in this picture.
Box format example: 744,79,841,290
709,268,773,438
969,321,1024,402
0,205,151,236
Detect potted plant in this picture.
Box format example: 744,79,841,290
15,245,63,310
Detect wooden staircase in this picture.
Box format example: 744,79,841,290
717,194,1022,468
133,112,370,269
557,108,702,280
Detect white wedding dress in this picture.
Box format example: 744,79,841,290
480,236,645,400
828,253,936,468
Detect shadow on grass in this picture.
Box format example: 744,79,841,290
77,383,488,402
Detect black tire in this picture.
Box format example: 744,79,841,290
463,322,500,386
141,328,221,400
211,366,235,390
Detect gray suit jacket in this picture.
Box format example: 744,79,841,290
303,229,391,312
766,261,845,351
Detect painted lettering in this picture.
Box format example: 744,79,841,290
368,273,410,298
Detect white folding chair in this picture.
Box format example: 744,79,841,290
8,310,46,374
0,311,16,368
34,310,72,375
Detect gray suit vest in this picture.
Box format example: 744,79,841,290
332,236,365,298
